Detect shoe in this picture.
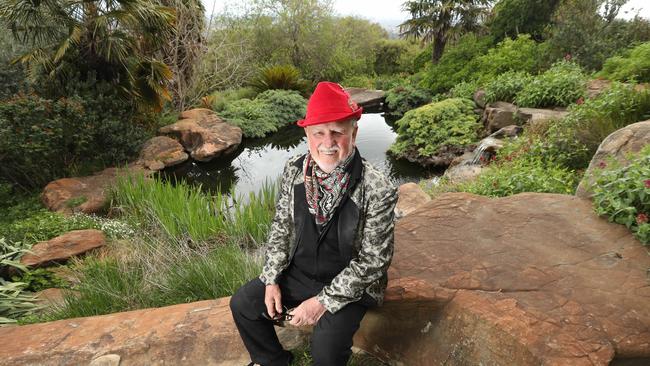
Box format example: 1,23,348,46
246,352,293,366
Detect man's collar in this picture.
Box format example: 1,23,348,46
293,148,362,186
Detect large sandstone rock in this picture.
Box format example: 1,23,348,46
576,120,650,198
0,298,310,366
515,107,568,127
160,112,242,162
443,164,485,184
355,192,650,365
483,102,518,133
137,136,189,171
20,230,106,267
344,87,385,109
41,165,151,215
395,183,431,219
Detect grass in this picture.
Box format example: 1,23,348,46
111,174,277,247
290,344,387,365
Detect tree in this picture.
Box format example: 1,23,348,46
158,0,206,111
489,0,560,42
399,0,492,64
0,0,176,111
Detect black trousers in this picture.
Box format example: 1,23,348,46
229,278,367,366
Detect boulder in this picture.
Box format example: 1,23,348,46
483,102,518,133
443,164,485,184
395,183,431,219
0,298,311,366
20,230,106,267
473,89,487,109
159,113,242,162
587,79,612,99
344,87,385,109
41,165,151,215
137,136,189,171
179,108,215,120
576,120,650,198
489,125,523,139
34,288,66,310
355,192,650,365
515,107,569,128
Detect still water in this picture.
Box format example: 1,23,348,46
162,113,438,198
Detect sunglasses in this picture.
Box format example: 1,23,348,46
261,306,294,326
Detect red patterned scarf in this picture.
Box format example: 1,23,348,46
303,151,354,226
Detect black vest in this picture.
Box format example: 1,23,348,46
279,149,362,300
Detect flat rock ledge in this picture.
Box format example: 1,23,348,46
344,87,386,109
21,229,106,268
0,298,310,366
41,165,152,215
355,192,650,366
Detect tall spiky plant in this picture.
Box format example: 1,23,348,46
0,0,177,111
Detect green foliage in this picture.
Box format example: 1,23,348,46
484,71,533,103
544,0,650,71
373,39,420,75
0,238,38,324
457,155,580,197
489,0,561,41
112,174,277,247
598,42,650,83
208,87,258,112
419,34,491,94
515,61,587,108
340,75,376,89
250,65,308,94
590,145,650,245
220,89,306,138
390,98,479,158
11,268,67,292
385,84,433,118
546,82,650,169
256,89,307,128
474,34,546,79
449,81,481,99
1,0,176,111
0,76,151,188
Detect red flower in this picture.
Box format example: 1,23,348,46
576,97,584,105
645,179,650,189
598,161,607,169
564,53,572,61
637,213,649,225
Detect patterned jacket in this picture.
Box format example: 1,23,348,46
259,150,398,314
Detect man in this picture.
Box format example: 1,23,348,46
230,81,398,366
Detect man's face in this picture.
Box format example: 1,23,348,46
304,119,358,173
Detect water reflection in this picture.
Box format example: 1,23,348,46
162,113,439,197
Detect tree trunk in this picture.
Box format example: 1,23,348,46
432,35,447,64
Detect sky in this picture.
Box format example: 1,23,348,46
200,0,650,29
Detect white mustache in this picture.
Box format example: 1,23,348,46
319,146,339,154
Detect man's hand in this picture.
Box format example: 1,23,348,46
288,296,326,326
264,284,283,318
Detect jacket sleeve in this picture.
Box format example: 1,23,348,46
259,159,296,285
317,182,398,313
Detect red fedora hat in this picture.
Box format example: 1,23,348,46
297,82,363,127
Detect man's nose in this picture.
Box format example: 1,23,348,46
323,133,336,147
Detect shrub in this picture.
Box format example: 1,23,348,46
449,81,481,100
419,34,491,94
484,71,533,104
255,89,307,129
515,61,587,108
249,65,308,94
590,145,650,244
340,75,376,89
598,42,650,83
220,89,307,138
0,77,151,188
207,87,258,112
390,98,479,158
545,82,650,169
1,238,38,324
474,34,545,80
385,84,432,118
457,155,580,197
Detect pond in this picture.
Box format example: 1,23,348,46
162,112,441,198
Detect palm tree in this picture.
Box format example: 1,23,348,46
399,0,492,64
0,0,176,111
